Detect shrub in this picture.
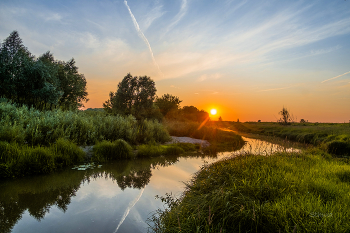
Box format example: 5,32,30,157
92,139,133,161
326,141,350,157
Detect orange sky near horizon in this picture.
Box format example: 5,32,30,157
2,0,349,123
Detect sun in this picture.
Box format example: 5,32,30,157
210,109,217,115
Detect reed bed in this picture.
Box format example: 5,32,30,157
0,101,170,146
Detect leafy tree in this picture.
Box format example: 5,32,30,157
57,58,88,110
0,31,88,110
155,94,182,117
104,73,157,120
0,31,33,102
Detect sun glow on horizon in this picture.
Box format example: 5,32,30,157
210,109,217,115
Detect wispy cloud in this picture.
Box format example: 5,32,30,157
124,0,163,77
322,71,350,83
143,4,165,30
162,0,187,36
258,85,297,92
197,73,222,82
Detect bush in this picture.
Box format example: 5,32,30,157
326,141,350,157
92,139,133,162
0,139,85,179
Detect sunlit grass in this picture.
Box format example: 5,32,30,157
149,150,350,232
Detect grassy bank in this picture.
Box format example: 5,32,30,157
226,122,350,157
164,120,245,153
150,149,350,232
0,139,85,178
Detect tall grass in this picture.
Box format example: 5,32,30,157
0,101,170,146
92,139,134,162
0,138,85,178
150,150,350,232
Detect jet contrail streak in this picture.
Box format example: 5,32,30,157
124,0,163,77
321,71,350,83
113,188,145,233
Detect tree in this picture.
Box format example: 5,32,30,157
0,31,33,102
0,31,88,110
104,73,157,120
155,94,182,117
57,58,88,110
278,107,293,125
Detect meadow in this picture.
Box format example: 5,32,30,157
149,149,350,233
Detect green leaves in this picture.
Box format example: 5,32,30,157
0,31,88,110
104,73,158,120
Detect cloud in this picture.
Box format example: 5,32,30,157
162,0,187,37
197,73,222,82
322,71,350,83
124,0,163,77
143,4,165,30
258,85,297,92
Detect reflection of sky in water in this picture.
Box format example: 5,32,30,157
219,136,301,157
9,137,300,233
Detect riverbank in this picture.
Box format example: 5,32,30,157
224,121,350,157
150,148,350,232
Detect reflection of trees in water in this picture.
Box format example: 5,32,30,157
0,170,84,233
0,152,219,233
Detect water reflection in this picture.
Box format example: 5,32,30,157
220,136,301,156
0,153,220,233
0,137,300,233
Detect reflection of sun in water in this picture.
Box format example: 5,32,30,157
210,109,217,115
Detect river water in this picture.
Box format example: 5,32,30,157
0,136,300,233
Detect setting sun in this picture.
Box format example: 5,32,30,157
210,109,217,115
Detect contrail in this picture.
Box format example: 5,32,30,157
124,0,163,77
113,188,145,233
321,71,350,83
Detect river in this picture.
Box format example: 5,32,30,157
0,136,300,233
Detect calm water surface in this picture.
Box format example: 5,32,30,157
0,137,299,233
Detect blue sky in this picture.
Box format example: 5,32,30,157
1,0,349,122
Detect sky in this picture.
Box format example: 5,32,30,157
0,0,349,122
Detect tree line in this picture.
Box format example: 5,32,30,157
104,73,209,122
0,31,88,110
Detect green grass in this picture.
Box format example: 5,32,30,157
92,139,134,162
0,101,170,146
149,150,350,232
227,122,350,157
0,138,85,178
136,144,187,158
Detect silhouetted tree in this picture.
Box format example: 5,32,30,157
155,94,182,117
104,73,157,120
278,107,292,125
